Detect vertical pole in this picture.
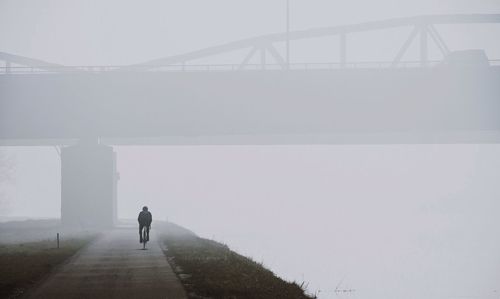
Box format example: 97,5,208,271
57,233,60,249
260,47,266,70
6,61,11,74
286,0,290,70
340,32,346,68
420,25,428,67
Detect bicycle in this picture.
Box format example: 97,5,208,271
142,226,150,250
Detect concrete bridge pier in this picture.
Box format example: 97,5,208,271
61,139,118,228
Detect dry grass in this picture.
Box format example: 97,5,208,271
158,222,314,299
0,237,94,299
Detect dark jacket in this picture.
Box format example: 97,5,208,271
138,211,152,226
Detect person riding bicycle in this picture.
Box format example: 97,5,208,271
138,206,152,243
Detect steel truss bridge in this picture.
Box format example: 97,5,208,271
1,13,500,146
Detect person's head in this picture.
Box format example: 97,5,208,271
142,206,148,212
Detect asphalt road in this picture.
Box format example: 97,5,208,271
25,228,187,299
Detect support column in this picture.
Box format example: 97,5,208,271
61,140,118,228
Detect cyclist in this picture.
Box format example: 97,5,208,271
138,206,152,243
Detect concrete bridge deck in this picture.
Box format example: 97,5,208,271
1,67,500,145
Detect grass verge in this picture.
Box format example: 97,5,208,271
0,236,94,299
158,222,314,299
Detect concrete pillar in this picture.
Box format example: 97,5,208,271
61,141,118,228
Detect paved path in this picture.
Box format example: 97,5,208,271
26,228,187,299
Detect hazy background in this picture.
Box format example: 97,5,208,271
2,1,500,298
2,0,500,65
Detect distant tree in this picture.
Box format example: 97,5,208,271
0,151,15,215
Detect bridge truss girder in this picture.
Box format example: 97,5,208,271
129,14,500,70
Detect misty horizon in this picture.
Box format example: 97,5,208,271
1,1,500,299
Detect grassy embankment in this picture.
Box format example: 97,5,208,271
158,222,314,299
0,232,94,299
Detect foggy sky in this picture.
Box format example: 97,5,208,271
1,0,500,65
1,1,500,298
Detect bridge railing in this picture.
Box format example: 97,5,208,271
1,59,500,74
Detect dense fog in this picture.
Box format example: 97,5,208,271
1,1,500,298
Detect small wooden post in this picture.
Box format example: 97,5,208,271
57,233,60,249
